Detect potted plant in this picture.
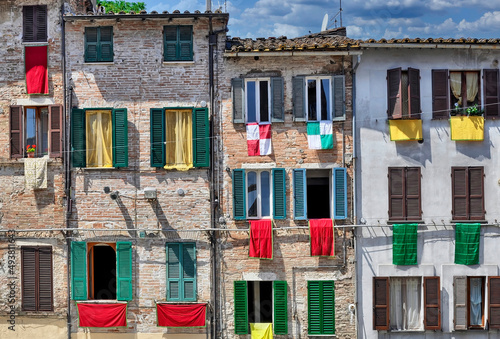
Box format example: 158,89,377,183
26,144,36,157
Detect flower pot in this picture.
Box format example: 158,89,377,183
27,153,35,158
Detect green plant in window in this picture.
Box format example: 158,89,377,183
465,104,484,116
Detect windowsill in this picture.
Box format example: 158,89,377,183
75,300,127,304
163,60,195,65
308,335,336,337
82,167,116,170
388,329,425,333
451,220,488,224
156,301,206,304
22,42,48,45
387,220,425,225
387,118,422,120
84,62,114,65
331,117,346,122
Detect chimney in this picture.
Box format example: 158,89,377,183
206,0,211,12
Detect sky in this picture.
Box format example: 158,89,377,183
140,0,500,40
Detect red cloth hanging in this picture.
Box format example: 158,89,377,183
25,45,48,94
77,303,127,327
309,218,334,257
249,219,273,259
157,303,207,327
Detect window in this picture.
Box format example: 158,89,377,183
387,68,421,119
388,167,421,221
166,243,196,301
150,107,209,169
85,27,113,62
293,168,347,220
292,75,345,121
164,25,193,61
21,246,52,312
232,168,286,220
451,167,484,220
71,108,128,168
308,280,335,335
233,280,288,335
373,276,440,331
454,276,487,329
232,77,284,123
71,241,132,301
23,6,47,42
10,105,62,158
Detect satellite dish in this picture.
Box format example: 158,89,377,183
321,13,328,32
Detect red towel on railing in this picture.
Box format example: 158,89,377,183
25,46,48,94
249,219,273,259
309,218,334,257
77,303,127,327
157,303,207,327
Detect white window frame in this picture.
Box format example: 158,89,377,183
389,276,424,331
245,78,271,124
305,76,332,122
246,169,272,219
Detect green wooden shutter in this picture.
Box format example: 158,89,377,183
308,281,335,335
234,280,248,334
272,168,286,219
99,27,113,62
273,281,288,334
233,169,246,220
71,242,87,300
166,243,181,300
232,78,245,123
193,108,210,168
293,169,307,220
321,281,335,334
293,76,306,121
182,243,196,301
71,108,86,167
112,108,128,167
150,108,165,167
332,75,345,119
164,26,178,61
116,241,133,301
271,77,284,122
178,26,193,61
84,27,98,62
308,281,322,334
333,168,347,219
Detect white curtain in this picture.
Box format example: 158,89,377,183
450,72,462,105
390,277,422,331
466,72,479,103
470,278,483,325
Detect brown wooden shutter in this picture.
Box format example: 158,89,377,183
49,105,63,158
373,277,390,330
34,6,47,42
424,277,441,330
468,167,484,220
408,68,421,118
389,168,405,220
454,276,467,330
387,68,402,119
489,277,500,329
10,106,23,158
406,167,421,220
38,247,53,311
484,69,500,118
452,167,467,220
22,247,37,311
23,6,35,42
432,69,449,119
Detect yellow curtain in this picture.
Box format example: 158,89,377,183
164,110,193,171
86,110,113,168
450,72,462,105
466,72,479,102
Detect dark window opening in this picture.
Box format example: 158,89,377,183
248,281,273,324
89,245,116,300
307,174,330,219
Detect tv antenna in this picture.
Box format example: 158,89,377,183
321,0,343,31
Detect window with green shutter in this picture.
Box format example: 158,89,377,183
164,25,193,61
308,280,335,335
166,243,197,301
85,26,113,63
71,108,128,168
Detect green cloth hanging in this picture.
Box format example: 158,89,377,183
393,224,418,265
455,223,481,265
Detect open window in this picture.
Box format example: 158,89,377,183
293,168,347,220
233,280,288,335
71,241,132,301
10,105,62,158
454,276,486,330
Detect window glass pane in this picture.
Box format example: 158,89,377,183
86,110,113,168
26,108,36,147
165,110,193,170
321,78,330,120
260,171,270,217
259,81,269,123
247,81,257,123
470,277,483,326
40,108,48,155
390,277,421,331
307,79,317,121
247,171,257,217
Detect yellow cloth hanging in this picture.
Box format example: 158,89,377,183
86,110,113,167
450,116,484,141
388,119,423,141
250,323,273,339
164,110,193,171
